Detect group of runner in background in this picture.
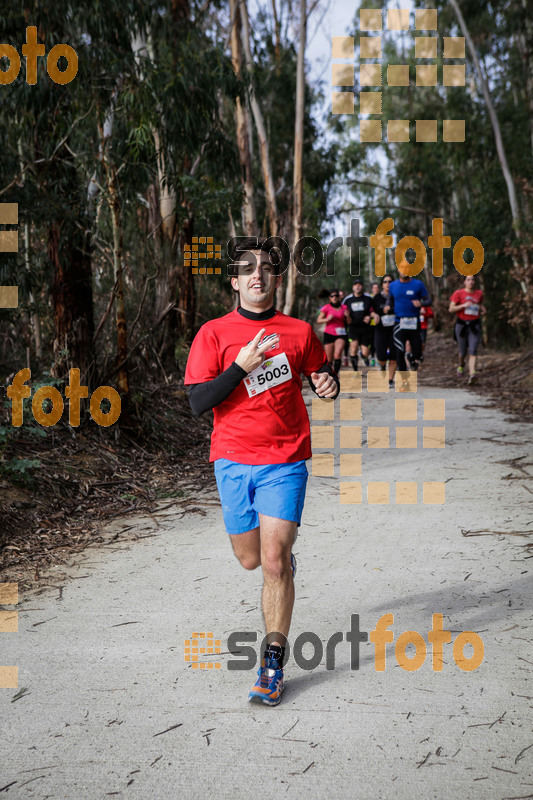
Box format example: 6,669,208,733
317,270,486,390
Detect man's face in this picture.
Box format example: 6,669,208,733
353,282,363,296
231,250,281,310
398,259,412,281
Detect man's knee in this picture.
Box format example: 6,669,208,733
235,551,261,570
262,549,291,580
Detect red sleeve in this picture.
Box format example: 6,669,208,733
184,324,221,385
450,290,461,305
302,324,328,376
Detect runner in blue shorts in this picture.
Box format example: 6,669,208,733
185,237,339,706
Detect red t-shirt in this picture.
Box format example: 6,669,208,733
451,288,483,321
320,303,347,336
419,305,434,330
184,309,328,464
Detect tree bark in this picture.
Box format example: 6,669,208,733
240,0,279,237
98,111,129,397
283,0,306,316
230,0,258,235
49,217,95,388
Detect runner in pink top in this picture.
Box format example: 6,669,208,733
317,289,348,374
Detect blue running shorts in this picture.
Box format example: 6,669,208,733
213,459,308,535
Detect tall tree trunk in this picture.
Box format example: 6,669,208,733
271,0,281,66
230,0,258,235
240,0,279,237
283,0,306,316
98,112,129,396
44,132,95,387
49,219,95,388
17,138,41,359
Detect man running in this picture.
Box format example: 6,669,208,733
185,238,339,706
389,263,432,390
343,278,373,370
449,274,486,384
370,273,396,387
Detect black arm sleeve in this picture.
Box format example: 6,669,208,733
420,293,433,307
187,362,248,416
306,361,340,399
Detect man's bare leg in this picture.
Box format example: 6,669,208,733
258,514,296,646
229,527,261,571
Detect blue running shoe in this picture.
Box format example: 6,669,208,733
248,656,284,706
291,552,297,578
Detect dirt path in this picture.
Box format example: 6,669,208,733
1,371,532,799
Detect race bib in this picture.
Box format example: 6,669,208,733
381,314,395,327
465,303,479,316
399,316,418,330
335,326,346,335
244,352,292,397
351,301,364,312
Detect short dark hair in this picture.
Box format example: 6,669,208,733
229,237,280,277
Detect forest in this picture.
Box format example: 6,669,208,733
0,0,532,536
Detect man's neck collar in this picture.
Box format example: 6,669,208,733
237,306,276,321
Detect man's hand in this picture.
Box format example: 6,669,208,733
235,328,280,374
311,372,338,398
412,299,421,308
363,315,371,324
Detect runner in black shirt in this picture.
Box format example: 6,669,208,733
370,274,396,387
343,279,373,371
